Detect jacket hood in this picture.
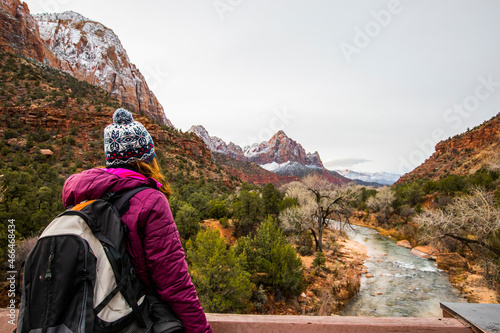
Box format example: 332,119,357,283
62,168,158,208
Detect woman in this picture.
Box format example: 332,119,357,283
62,108,212,333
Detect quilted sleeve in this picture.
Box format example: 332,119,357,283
139,190,212,333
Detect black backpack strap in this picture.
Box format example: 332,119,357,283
107,186,153,216
95,186,153,328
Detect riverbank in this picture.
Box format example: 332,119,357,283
294,231,368,315
205,219,368,315
349,211,500,305
245,228,367,316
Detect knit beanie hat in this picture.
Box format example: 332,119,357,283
104,108,155,166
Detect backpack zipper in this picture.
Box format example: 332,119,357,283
45,252,54,280
79,238,88,333
78,237,94,333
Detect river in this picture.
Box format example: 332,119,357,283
332,223,466,317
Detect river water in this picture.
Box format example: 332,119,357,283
333,223,466,317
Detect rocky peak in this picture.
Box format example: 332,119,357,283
188,125,244,159
34,11,173,127
190,126,325,169
306,151,324,168
245,130,324,168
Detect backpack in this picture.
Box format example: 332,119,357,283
16,187,173,333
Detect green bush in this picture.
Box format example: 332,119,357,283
423,180,438,194
394,181,425,207
186,229,252,313
469,168,498,190
219,217,230,228
209,200,229,219
233,190,264,237
296,232,314,254
437,175,468,195
0,167,65,258
298,246,312,256
74,158,83,169
312,252,326,268
278,197,298,211
4,129,18,140
262,183,283,216
67,136,76,146
174,202,200,240
187,192,210,218
234,217,304,296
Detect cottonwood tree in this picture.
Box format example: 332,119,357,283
415,189,500,279
366,186,396,222
280,174,355,252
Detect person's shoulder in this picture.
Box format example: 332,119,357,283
134,187,167,206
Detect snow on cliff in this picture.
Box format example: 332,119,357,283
34,11,173,126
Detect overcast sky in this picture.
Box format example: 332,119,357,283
24,0,500,174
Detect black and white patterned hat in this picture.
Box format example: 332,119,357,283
104,108,155,166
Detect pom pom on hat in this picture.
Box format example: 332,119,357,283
113,108,134,125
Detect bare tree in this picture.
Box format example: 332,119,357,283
280,174,355,252
415,188,500,258
366,186,395,222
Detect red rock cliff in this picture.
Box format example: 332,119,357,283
0,0,57,65
397,113,500,184
34,11,173,127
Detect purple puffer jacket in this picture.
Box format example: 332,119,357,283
62,168,212,333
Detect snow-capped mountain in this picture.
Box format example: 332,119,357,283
187,125,351,183
335,169,401,186
244,130,324,168
34,11,173,127
189,126,324,168
189,126,352,184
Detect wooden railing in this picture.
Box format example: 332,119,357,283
205,313,471,332
1,309,474,332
